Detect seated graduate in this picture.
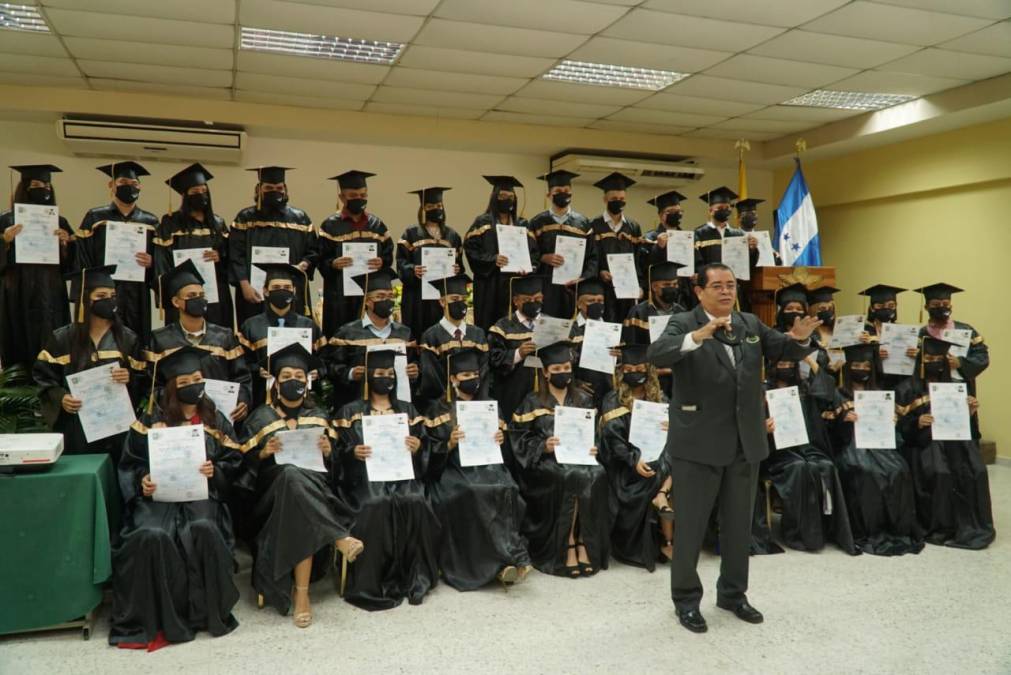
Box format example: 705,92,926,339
237,263,326,410
328,269,418,412
806,284,846,377
487,274,544,425
147,260,251,425
857,284,906,389
33,265,144,460
508,342,612,578
567,277,614,410
896,336,993,550
762,357,857,554
331,349,440,610
828,343,923,556
110,346,242,648
423,348,531,590
238,343,362,628
598,344,674,570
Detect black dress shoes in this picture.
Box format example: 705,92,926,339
676,608,708,633
716,599,764,624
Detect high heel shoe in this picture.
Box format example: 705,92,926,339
497,565,519,589
653,489,675,522
335,537,364,597
292,585,311,628
564,544,580,578
576,542,595,576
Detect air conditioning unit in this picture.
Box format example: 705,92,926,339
57,118,246,163
550,151,704,188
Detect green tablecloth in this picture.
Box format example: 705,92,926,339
0,454,120,635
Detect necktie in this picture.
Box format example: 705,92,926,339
454,328,463,343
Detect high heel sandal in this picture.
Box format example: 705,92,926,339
292,585,312,628
497,565,519,589
576,542,595,576
335,537,364,597
564,544,581,578
660,540,674,562
653,489,675,522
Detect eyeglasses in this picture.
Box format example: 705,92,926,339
706,283,737,293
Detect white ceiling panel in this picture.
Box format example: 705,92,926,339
704,54,858,88
940,21,1011,58
384,68,527,95
685,127,781,141
285,0,440,14
235,72,376,99
802,2,993,46
742,105,866,122
495,96,625,118
608,107,727,126
234,90,366,110
482,111,597,127
0,54,79,77
236,51,388,84
513,79,655,105
588,119,694,136
635,93,766,116
89,78,233,99
412,19,588,57
828,70,971,96
434,0,628,34
370,85,506,109
641,0,850,28
0,72,86,88
43,9,234,48
364,102,485,119
878,48,1011,81
749,31,921,69
602,9,786,51
396,46,555,78
567,37,731,73
708,118,814,133
239,0,424,42
871,0,1011,20
0,31,67,58
79,61,234,86
64,37,234,70
41,0,236,24
666,75,809,105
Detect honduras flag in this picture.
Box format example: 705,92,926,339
774,158,821,266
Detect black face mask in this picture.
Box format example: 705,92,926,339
495,198,514,214
923,361,947,379
456,378,480,397
776,368,799,385
426,208,445,223
779,310,806,330
740,213,757,229
261,190,286,209
585,302,605,320
607,199,625,215
185,192,209,211
928,306,951,321
27,187,52,205
871,308,896,323
622,371,647,387
370,299,394,319
447,300,467,321
115,184,140,204
345,198,367,215
278,378,307,401
850,369,872,383
521,301,541,319
91,297,117,320
551,193,571,208
817,309,835,325
713,208,732,223
369,375,396,396
658,286,680,306
548,372,572,389
177,382,205,405
267,289,294,310
664,211,682,228
184,297,209,318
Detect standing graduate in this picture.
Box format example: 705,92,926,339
734,197,772,312
396,186,464,340
331,350,441,610
529,170,598,319
1,164,75,369
857,284,905,389
598,344,674,570
508,342,612,577
567,278,614,410
154,163,234,329
317,170,391,338
895,336,993,549
423,348,531,590
693,187,757,275
487,275,543,424
464,175,538,331
807,284,846,378
110,346,243,647
229,166,318,324
588,172,644,323
239,343,363,627
828,343,923,556
642,190,693,309
33,265,144,459
76,161,159,342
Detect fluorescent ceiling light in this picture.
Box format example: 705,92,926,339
240,26,404,65
0,3,49,33
783,89,917,111
543,60,689,91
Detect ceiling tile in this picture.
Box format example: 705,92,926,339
235,72,376,99
588,119,693,136
412,19,588,57
239,0,424,42
0,54,80,77
0,31,67,58
495,96,624,118
513,79,655,105
666,75,809,104
236,51,389,84
482,111,596,127
704,54,858,88
88,78,233,99
878,48,1011,81
369,85,505,109
397,46,555,78
748,30,921,69
609,107,726,126
41,0,236,24
434,0,628,34
871,0,1011,20
602,9,786,51
828,70,971,96
0,72,86,88
64,37,233,70
79,61,234,86
567,37,731,72
641,0,850,28
363,102,485,119
802,2,993,46
286,0,440,14
708,118,814,133
742,105,866,122
685,127,781,141
939,21,1011,58
234,90,366,110
635,93,766,116
385,67,527,95
44,9,234,48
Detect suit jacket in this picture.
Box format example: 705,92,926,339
647,304,812,466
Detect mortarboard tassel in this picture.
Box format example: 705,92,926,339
362,350,369,401
76,269,86,323
157,274,165,321
147,357,158,414
446,353,452,403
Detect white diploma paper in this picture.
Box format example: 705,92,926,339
552,235,586,285
648,314,671,343
553,406,597,465
766,385,809,450
929,382,971,441
456,401,503,467
13,203,59,265
828,315,865,349
203,379,239,417
421,247,456,300
172,248,219,304
274,427,327,473
363,413,415,482
629,399,669,463
941,328,972,381
853,390,897,449
721,236,750,281
578,319,622,374
366,343,411,403
751,230,777,267
148,424,209,503
105,222,148,282
267,326,313,356
66,363,135,442
341,241,377,297
250,246,289,291
607,253,640,300
665,230,695,277
496,224,532,274
523,315,573,368
879,323,919,376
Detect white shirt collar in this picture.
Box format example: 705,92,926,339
440,316,466,335
705,220,728,236
603,211,625,232
515,310,535,328
576,313,587,327
550,206,571,223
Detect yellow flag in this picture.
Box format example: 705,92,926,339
737,147,749,201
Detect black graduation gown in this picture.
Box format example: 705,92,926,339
588,215,644,323
529,209,598,319
0,209,74,369
643,225,694,309
418,322,491,405
508,390,612,576
692,222,752,268
32,323,145,459
828,389,924,556
463,213,538,331
895,377,994,550
918,321,989,439
109,411,242,645
331,399,441,610
328,319,415,412
76,204,160,342
317,211,394,338
568,320,613,411
238,404,355,614
228,203,318,325
598,392,667,571
423,398,530,590
395,223,464,340
622,299,683,395
487,314,537,425
153,210,235,330
237,308,328,410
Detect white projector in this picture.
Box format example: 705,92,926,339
0,433,64,468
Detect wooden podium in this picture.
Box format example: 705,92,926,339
748,266,837,326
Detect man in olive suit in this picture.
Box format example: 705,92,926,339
647,263,821,633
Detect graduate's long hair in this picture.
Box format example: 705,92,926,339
253,182,288,212
842,358,879,391
537,364,579,408
269,370,322,412
69,294,128,373
160,376,220,429
615,366,664,412
181,188,219,240
484,186,518,222
11,179,57,207
417,204,448,237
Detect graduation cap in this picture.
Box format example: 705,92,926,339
159,259,205,308
247,166,292,184
806,285,841,305
735,198,765,212
699,186,738,205
538,170,579,188
448,347,481,375
843,343,877,364
159,345,205,381
537,341,574,368
96,161,149,180
483,175,523,191
364,348,397,373
352,268,396,295
618,343,648,366
440,273,472,298
914,282,963,303
921,335,956,357
509,274,544,298
593,171,636,192
267,342,321,378
166,163,213,194
65,265,117,322
10,164,61,183
409,186,450,204
776,282,809,308
647,190,686,211
329,169,375,191
859,284,906,305
574,277,605,298
648,261,682,285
